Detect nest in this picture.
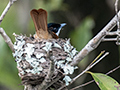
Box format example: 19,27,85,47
13,34,78,89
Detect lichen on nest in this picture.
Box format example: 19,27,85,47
13,33,78,88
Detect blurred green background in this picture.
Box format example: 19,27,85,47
0,0,120,90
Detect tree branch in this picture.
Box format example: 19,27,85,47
70,65,120,90
59,51,109,90
102,38,119,42
0,0,16,25
0,28,14,52
0,0,16,52
71,10,120,66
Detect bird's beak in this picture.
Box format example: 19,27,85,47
60,23,66,28
56,23,66,36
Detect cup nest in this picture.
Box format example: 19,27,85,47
13,34,78,89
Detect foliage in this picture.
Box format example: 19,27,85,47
88,72,120,90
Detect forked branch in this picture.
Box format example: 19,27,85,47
71,10,120,66
0,0,17,52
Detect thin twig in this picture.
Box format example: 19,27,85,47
0,28,14,52
0,0,16,25
102,31,120,42
0,0,16,52
102,38,120,41
46,51,55,80
71,10,120,66
106,31,118,36
115,0,120,45
89,51,105,66
102,0,120,43
38,51,55,90
46,75,64,90
58,52,109,90
70,65,120,90
70,80,94,90
106,65,120,75
72,52,109,83
69,1,120,90
115,0,120,30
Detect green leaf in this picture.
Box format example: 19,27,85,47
88,72,120,90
